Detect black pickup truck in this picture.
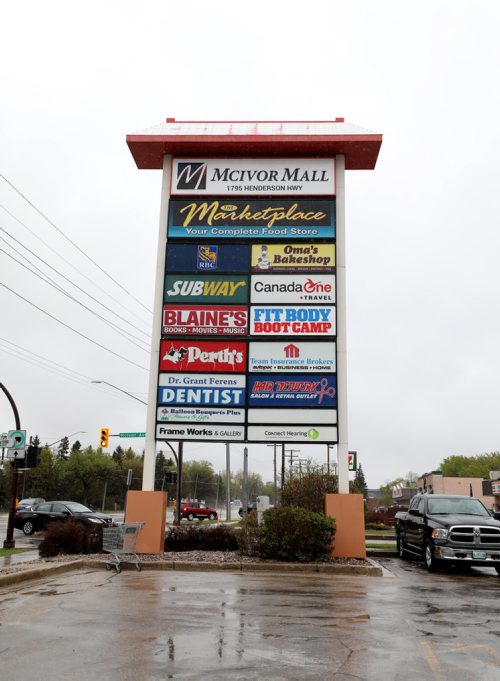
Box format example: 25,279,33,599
395,493,500,572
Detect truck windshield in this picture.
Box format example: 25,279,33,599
427,498,490,516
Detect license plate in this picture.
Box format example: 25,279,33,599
472,551,487,560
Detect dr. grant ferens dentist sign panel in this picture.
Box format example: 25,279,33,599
157,156,338,444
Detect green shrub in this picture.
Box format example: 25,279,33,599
281,473,337,514
165,524,238,552
39,520,103,557
251,506,335,562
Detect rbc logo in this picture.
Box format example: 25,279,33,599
197,245,218,270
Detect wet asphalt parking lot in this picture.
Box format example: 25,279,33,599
1,558,500,680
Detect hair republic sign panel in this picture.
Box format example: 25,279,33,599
156,156,338,444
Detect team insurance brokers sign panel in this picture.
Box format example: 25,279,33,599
157,157,337,444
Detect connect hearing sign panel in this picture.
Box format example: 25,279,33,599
168,197,335,239
247,425,338,443
171,158,336,196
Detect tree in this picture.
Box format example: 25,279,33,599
282,473,338,514
181,460,217,503
65,447,117,506
70,439,82,455
58,436,69,459
439,453,500,478
353,464,368,499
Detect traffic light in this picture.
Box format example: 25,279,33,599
26,445,41,468
99,428,110,449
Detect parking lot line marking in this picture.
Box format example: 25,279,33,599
420,641,446,681
439,643,500,664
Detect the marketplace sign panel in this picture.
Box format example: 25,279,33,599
156,156,338,444
171,158,336,196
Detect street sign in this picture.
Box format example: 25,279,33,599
348,450,357,472
0,432,11,447
7,447,25,460
119,432,146,438
8,430,26,448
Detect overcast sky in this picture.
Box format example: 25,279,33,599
1,1,499,489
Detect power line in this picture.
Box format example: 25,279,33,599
0,281,149,371
0,199,151,325
0,245,150,353
0,225,151,340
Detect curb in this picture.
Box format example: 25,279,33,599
0,557,384,585
366,549,398,558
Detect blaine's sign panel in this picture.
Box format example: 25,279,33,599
251,243,335,272
248,341,336,373
247,425,338,443
160,340,247,373
250,306,335,335
158,374,246,406
157,424,246,441
171,158,336,196
162,305,248,335
164,274,248,304
168,198,335,239
157,406,245,423
166,244,249,273
247,375,336,407
251,274,335,304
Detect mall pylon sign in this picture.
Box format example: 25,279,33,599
156,156,338,444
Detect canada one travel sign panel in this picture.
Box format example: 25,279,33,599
250,274,335,304
171,158,336,196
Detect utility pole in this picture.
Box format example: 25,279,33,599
225,442,231,521
1,382,21,549
285,448,300,482
267,443,278,506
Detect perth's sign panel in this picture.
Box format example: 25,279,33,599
160,340,247,373
247,425,338,443
166,244,249,273
164,274,248,304
168,197,335,239
250,274,335,304
157,424,246,441
248,341,336,373
250,306,335,336
171,158,336,196
162,305,248,335
247,375,337,408
251,243,335,272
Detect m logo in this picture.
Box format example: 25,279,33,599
176,162,207,190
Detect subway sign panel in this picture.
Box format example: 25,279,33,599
171,158,336,196
164,274,248,304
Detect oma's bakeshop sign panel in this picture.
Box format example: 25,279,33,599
157,406,245,423
247,408,337,424
168,198,335,239
157,424,246,441
160,340,247,373
249,341,336,373
251,274,335,304
164,274,248,304
247,425,338,443
166,244,249,273
251,243,335,272
250,306,335,335
162,305,248,335
158,373,246,406
171,158,336,196
247,375,336,408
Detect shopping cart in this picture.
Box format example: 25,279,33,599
102,522,145,573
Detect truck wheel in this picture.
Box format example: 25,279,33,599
396,533,407,560
495,565,500,575
424,541,440,572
